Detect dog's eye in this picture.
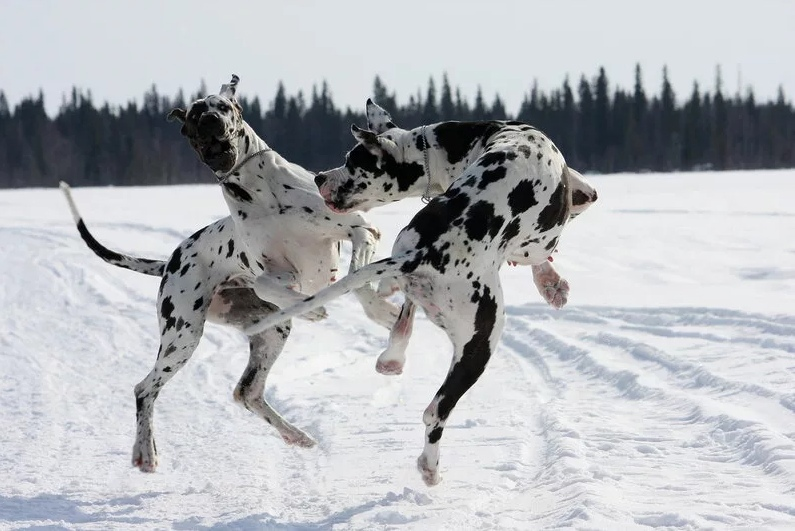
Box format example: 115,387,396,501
217,103,230,112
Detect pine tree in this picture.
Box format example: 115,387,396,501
440,73,455,121
422,77,439,124
594,67,610,170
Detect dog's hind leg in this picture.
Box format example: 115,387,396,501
375,299,417,375
211,288,316,447
131,247,227,473
132,281,212,472
415,275,506,486
234,323,316,448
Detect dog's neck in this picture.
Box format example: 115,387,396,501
218,120,319,216
215,121,270,180
401,121,498,199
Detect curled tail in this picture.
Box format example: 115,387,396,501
244,255,408,336
59,182,165,277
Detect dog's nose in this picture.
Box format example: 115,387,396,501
314,173,328,189
198,113,224,137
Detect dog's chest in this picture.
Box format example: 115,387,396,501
236,223,339,295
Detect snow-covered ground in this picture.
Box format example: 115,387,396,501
1,170,793,530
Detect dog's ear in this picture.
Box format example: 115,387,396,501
365,98,397,134
351,123,379,147
167,108,187,124
219,74,240,100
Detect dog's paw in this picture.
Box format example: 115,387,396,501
280,428,317,448
376,358,404,375
299,305,327,322
132,441,158,473
542,279,569,310
417,454,441,486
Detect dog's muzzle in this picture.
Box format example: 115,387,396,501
198,113,225,138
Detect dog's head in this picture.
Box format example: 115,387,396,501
314,99,425,213
167,75,244,174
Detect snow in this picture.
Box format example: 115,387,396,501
1,170,793,530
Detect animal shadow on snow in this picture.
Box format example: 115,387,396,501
0,492,164,528
173,491,426,530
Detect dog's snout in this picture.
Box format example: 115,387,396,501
314,173,328,189
198,113,224,137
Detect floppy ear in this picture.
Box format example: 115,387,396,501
167,108,187,124
351,123,379,146
219,74,240,100
365,98,397,134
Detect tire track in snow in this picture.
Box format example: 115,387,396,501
499,303,795,528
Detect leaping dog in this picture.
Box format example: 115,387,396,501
61,76,398,473
243,99,598,485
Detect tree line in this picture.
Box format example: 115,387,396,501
0,65,793,189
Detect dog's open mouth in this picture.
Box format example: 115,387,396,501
192,137,236,173
324,198,363,214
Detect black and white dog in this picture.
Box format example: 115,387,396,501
244,100,598,485
61,76,398,473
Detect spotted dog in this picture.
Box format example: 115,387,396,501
324,99,597,310
60,76,398,473
243,100,598,485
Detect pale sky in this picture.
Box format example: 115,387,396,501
2,0,793,117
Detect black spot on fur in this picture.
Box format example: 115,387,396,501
545,237,559,251
400,189,471,273
464,201,504,242
507,179,538,216
160,296,176,331
186,225,208,244
436,285,498,421
346,144,381,175
302,206,313,214
415,134,425,152
226,240,235,258
477,150,517,168
193,297,203,311
517,145,533,158
166,248,182,275
477,166,508,190
224,182,252,202
239,252,249,268
433,122,502,164
536,180,569,232
501,218,521,248
238,367,256,392
179,264,190,277
428,426,443,444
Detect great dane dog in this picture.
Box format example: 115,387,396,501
244,100,598,485
60,76,398,473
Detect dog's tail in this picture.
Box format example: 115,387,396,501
244,255,408,336
59,182,166,277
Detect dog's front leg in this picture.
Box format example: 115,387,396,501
347,222,400,330
531,261,569,309
252,273,327,321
